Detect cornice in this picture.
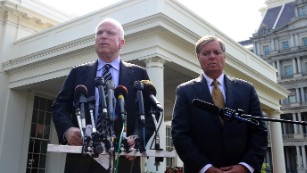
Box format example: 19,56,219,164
0,0,58,26
124,13,200,44
2,34,95,72
2,13,200,72
226,53,290,98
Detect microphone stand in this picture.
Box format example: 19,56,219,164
134,81,146,153
105,80,117,173
192,99,307,127
82,96,97,154
149,107,163,171
120,106,130,153
235,109,307,125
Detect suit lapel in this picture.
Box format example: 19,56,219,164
118,61,134,87
192,75,213,103
86,61,98,97
224,75,235,109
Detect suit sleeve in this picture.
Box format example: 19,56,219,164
171,85,208,172
52,68,77,144
241,85,268,171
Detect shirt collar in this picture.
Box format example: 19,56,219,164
203,72,225,86
97,57,120,71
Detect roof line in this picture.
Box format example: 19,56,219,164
272,3,285,29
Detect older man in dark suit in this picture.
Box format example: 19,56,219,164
172,35,268,173
52,18,155,173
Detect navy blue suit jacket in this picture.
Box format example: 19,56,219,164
52,60,155,173
172,74,268,173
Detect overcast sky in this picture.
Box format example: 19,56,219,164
43,0,266,42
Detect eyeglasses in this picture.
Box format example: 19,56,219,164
199,50,223,57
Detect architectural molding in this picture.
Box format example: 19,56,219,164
2,35,94,72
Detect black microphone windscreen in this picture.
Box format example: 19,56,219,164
192,99,220,115
106,80,115,90
134,81,144,90
95,77,104,86
141,80,156,96
75,85,88,97
114,85,128,98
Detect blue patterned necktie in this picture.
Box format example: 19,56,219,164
102,64,112,82
96,64,113,133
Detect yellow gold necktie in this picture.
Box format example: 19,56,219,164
212,80,225,108
212,80,225,124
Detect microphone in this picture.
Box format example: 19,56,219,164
88,98,97,133
74,85,88,138
192,99,259,126
114,85,130,152
85,124,93,137
140,80,163,163
114,85,128,121
105,80,115,119
192,99,221,115
134,81,146,125
83,124,93,153
141,80,163,111
95,77,108,126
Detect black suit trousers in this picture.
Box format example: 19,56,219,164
65,153,141,173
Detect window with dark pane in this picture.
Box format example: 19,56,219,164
166,126,174,168
26,96,52,173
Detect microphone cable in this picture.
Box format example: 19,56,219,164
115,124,124,173
117,123,135,173
149,110,164,150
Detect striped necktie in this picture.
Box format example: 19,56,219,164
96,64,113,133
102,64,112,82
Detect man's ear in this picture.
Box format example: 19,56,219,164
119,39,125,49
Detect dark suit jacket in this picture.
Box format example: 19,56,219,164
172,74,268,173
52,60,155,173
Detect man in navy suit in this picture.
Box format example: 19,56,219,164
172,35,268,173
52,18,155,173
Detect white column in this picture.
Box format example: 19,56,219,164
271,39,275,51
295,34,299,46
296,88,300,103
290,35,295,48
256,42,260,56
0,89,32,173
300,87,305,103
302,146,307,169
277,60,281,79
143,57,166,173
296,146,303,169
293,113,298,134
269,111,286,173
297,112,303,134
281,121,286,134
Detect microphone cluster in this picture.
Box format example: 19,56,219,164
192,99,259,126
73,79,164,157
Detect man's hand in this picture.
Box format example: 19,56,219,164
125,135,137,161
220,164,249,173
206,166,224,173
65,127,83,146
